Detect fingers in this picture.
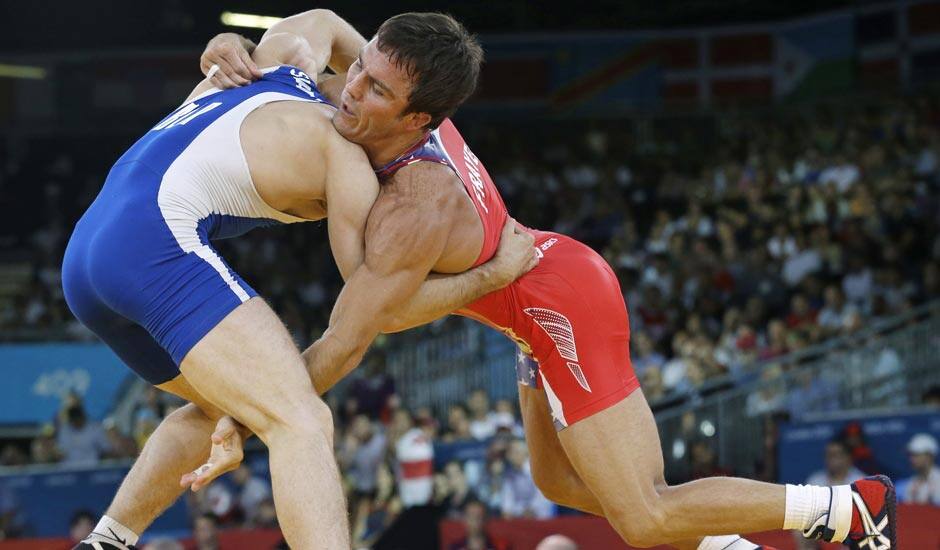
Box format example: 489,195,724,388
188,462,224,492
180,463,211,490
500,217,516,237
237,47,263,79
211,417,238,444
228,49,259,82
216,57,252,88
202,48,257,89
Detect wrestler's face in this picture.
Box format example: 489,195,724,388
333,39,430,148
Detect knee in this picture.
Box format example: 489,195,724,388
530,462,565,504
167,402,213,425
252,394,334,446
609,497,669,548
529,458,588,510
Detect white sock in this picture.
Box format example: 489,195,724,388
92,515,139,547
696,535,760,550
783,484,831,531
783,483,852,542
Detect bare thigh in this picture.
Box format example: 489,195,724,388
177,297,328,439
519,384,603,513
157,375,226,420
557,390,666,520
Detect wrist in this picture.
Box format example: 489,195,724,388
479,261,510,291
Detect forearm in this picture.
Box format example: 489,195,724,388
265,9,365,73
384,265,506,333
302,328,372,395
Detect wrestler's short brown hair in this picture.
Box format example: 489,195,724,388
376,12,483,130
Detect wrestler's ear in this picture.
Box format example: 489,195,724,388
402,111,432,132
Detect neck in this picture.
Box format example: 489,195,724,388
363,129,429,169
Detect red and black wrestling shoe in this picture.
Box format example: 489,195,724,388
842,475,896,550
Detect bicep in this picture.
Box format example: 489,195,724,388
326,139,379,280
361,194,451,304
328,194,451,337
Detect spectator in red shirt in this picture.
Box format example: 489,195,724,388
785,293,818,330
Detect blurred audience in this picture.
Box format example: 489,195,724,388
448,499,511,550
230,465,272,525
897,434,940,505
187,513,220,550
499,439,554,519
67,510,95,547
143,538,185,550
806,440,865,486
56,398,110,465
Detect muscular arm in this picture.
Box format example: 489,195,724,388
380,217,534,333
202,10,365,101
306,163,457,393
262,9,366,74
323,133,379,282
326,159,536,336
186,32,324,102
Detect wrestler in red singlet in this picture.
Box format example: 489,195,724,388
375,120,640,428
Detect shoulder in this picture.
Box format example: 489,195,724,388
384,161,462,202
319,121,373,178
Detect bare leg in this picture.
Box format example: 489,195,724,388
178,298,348,550
106,398,215,534
558,389,785,548
519,385,703,550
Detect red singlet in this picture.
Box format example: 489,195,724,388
375,120,640,428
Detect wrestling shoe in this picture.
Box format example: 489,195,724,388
843,475,896,550
73,529,137,550
802,475,896,549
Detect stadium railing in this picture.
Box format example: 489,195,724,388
653,300,940,479
384,301,940,476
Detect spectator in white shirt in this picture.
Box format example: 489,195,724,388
897,434,940,505
394,413,435,508
817,285,858,333
467,389,497,441
500,439,555,519
56,401,110,465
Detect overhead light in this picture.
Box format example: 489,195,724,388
0,64,46,79
220,11,282,29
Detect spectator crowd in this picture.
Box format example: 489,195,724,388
1,90,940,546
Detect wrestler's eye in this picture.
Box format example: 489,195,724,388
372,83,384,97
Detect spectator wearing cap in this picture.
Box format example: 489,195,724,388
896,434,940,505
536,534,578,550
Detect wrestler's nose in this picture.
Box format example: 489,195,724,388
346,72,366,101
